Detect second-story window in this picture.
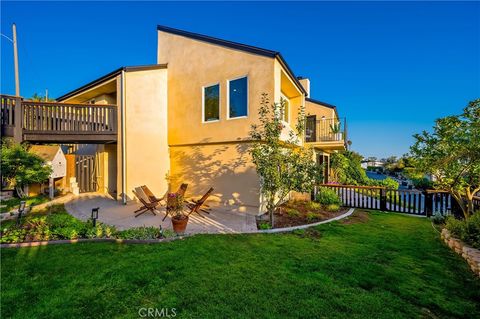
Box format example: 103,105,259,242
228,76,248,119
203,84,220,122
280,93,290,123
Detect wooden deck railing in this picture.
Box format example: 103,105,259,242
1,95,117,143
22,101,117,133
1,95,21,138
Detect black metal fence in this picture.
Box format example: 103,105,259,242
315,184,477,217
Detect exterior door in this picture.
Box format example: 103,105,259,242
306,115,316,142
75,155,98,193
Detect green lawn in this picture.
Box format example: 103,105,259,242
0,195,49,214
2,210,479,318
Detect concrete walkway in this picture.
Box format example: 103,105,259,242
65,193,258,234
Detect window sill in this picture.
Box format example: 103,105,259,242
227,116,248,121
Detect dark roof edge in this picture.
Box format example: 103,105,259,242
56,64,167,101
125,64,168,72
157,24,277,58
157,24,306,95
306,97,337,109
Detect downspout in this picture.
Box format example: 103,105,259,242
121,69,127,204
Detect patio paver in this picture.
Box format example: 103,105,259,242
64,193,258,234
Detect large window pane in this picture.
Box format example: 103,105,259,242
204,84,220,122
228,77,248,118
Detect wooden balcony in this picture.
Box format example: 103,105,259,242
305,117,347,150
1,95,117,143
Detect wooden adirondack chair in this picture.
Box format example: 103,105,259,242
141,185,167,205
177,183,188,197
185,187,214,218
133,187,160,218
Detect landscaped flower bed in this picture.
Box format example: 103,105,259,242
258,199,348,229
257,187,348,229
0,204,175,244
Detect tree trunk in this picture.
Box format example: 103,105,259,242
269,209,274,228
451,191,468,219
15,186,26,198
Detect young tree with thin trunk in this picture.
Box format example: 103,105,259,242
249,93,320,227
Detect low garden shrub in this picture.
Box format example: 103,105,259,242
431,212,446,225
306,212,320,222
306,201,322,211
257,222,271,230
115,226,163,240
0,204,173,243
315,187,341,206
325,204,340,212
445,213,480,249
284,208,300,217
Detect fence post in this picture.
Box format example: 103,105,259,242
424,191,433,217
13,96,23,143
450,195,464,219
380,188,387,211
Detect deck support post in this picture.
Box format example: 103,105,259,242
13,96,23,142
424,191,433,217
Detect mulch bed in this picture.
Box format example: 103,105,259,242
259,200,348,229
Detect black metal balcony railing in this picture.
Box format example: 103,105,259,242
305,117,346,143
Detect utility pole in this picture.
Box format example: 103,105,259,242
12,23,20,97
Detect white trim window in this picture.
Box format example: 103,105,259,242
202,83,220,123
280,93,290,123
227,76,248,119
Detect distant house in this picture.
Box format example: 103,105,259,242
362,161,384,169
28,145,67,197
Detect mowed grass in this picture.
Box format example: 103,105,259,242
1,210,479,318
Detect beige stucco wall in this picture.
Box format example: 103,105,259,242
88,93,116,105
158,31,276,145
123,69,169,200
305,100,336,120
157,30,310,212
169,142,260,212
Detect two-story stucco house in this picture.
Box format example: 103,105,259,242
56,25,347,215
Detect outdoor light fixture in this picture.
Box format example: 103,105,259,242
91,207,99,227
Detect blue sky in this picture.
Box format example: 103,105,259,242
1,1,479,158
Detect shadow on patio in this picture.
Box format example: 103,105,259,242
64,193,257,234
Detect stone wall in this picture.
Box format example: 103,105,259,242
441,228,480,277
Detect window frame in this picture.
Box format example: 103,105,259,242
226,75,249,120
280,92,290,124
202,82,221,124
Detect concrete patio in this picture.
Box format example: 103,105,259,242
65,193,258,234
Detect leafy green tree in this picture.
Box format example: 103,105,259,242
331,151,398,189
30,93,55,102
1,139,52,197
410,99,480,218
249,94,320,226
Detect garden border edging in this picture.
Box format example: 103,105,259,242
441,228,480,276
251,208,355,234
0,235,189,248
